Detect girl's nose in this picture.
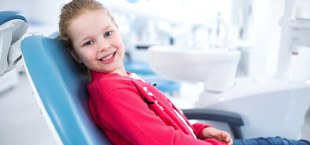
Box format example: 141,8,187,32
98,38,110,52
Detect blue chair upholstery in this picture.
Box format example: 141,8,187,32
21,35,111,145
21,35,244,145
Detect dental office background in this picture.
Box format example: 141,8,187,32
1,0,310,145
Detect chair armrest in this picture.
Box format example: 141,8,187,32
182,108,244,139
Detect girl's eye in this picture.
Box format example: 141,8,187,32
104,31,112,37
83,40,94,46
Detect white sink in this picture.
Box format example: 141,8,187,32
148,45,241,92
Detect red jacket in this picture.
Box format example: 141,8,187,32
87,71,227,145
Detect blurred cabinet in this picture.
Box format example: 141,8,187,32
276,0,310,79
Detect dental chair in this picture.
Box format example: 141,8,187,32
0,11,27,93
21,34,244,145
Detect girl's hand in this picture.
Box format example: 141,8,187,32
202,127,233,145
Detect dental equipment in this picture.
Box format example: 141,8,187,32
0,11,28,93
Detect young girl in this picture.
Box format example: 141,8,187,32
58,0,310,145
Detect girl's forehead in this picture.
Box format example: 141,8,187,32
78,9,109,19
67,10,115,43
70,10,112,29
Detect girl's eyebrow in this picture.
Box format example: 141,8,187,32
78,36,92,46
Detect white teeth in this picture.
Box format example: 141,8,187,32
101,53,114,61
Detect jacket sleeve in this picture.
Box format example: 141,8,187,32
93,81,227,145
192,123,211,140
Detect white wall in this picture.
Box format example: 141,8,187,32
0,0,70,35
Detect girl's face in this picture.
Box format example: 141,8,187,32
67,9,126,75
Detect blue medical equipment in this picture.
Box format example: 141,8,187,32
0,11,27,72
0,11,27,24
0,11,27,93
21,35,244,145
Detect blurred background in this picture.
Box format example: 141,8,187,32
1,0,310,144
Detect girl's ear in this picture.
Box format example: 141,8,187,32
68,48,82,63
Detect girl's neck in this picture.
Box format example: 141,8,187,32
110,68,128,77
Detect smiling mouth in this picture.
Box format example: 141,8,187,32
99,52,116,62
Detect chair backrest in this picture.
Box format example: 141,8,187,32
21,35,111,145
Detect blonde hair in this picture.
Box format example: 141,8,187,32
59,0,115,48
